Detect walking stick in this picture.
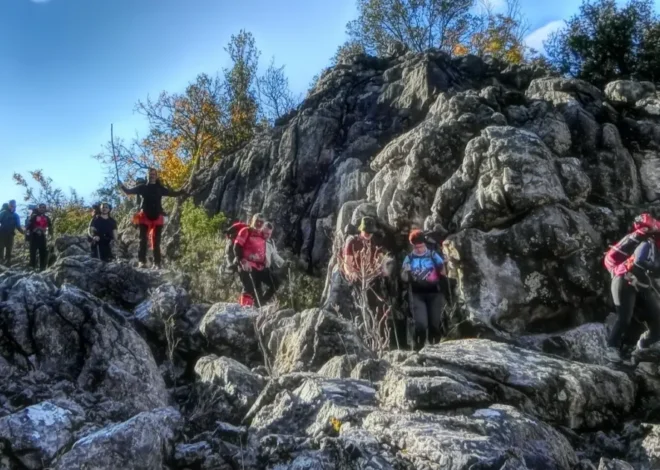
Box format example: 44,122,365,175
248,271,263,309
110,124,121,185
287,263,296,311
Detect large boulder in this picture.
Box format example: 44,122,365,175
605,80,656,106
52,408,182,470
442,205,603,333
0,401,85,470
47,255,186,307
0,274,169,421
363,405,578,469
249,377,377,439
257,308,371,376
194,355,266,419
198,303,262,366
405,339,635,430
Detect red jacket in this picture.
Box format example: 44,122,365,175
234,227,267,270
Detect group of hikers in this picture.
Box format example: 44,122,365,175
0,200,52,271
2,165,660,358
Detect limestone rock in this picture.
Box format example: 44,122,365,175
53,408,182,470
363,404,578,470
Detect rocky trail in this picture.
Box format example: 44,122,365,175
4,48,660,469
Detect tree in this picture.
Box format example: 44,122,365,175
224,30,260,147
346,0,475,56
257,58,300,123
456,0,528,64
94,73,226,189
545,0,660,87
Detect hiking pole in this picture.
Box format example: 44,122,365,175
248,271,263,309
110,124,120,185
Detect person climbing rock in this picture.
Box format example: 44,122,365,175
604,213,660,363
0,200,24,267
402,229,446,350
120,168,186,269
233,213,276,307
89,202,118,262
25,203,51,271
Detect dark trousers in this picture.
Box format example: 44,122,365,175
29,233,48,271
91,240,113,262
138,225,163,266
239,268,277,305
409,290,446,350
609,275,660,349
0,233,14,266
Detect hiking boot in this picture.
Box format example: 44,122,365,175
605,347,622,364
137,262,146,269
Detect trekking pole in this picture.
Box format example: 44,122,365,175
248,272,263,309
110,124,121,185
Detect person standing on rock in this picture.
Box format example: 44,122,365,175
233,213,275,307
88,202,118,262
119,168,187,269
0,200,25,267
402,229,446,350
25,203,52,271
604,213,660,362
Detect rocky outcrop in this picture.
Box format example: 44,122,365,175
7,51,660,470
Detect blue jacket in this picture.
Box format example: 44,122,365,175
0,209,21,235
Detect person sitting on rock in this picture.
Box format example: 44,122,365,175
604,213,660,363
402,229,447,350
25,203,52,272
120,168,187,269
0,200,24,267
89,202,118,262
233,213,276,307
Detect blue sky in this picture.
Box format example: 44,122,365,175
0,0,651,207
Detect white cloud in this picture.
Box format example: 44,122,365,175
524,20,564,54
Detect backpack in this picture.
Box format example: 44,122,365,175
604,213,660,276
407,249,444,288
223,221,249,272
0,210,15,233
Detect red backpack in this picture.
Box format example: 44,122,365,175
604,214,660,276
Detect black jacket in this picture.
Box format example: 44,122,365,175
122,182,184,220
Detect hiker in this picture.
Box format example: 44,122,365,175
322,223,359,313
233,213,277,307
0,200,24,266
401,229,446,350
604,213,660,362
342,216,393,315
89,202,118,262
25,203,52,271
120,168,186,268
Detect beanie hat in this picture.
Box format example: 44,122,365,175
358,216,376,233
408,229,426,245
